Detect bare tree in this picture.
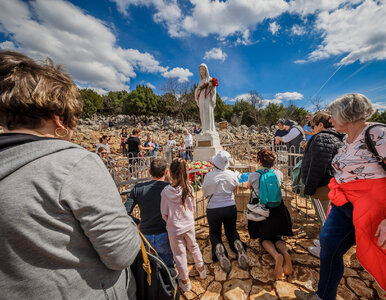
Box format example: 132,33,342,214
246,90,265,125
161,78,193,125
308,95,325,112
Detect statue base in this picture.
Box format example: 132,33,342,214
193,131,223,162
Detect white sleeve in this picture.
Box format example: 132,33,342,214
282,128,300,143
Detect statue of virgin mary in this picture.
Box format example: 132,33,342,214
194,63,216,133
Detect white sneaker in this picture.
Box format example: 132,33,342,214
244,210,266,222
178,279,191,292
247,203,270,217
196,264,207,279
313,239,320,248
308,245,321,258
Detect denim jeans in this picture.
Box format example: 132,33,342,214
143,232,175,269
317,202,355,300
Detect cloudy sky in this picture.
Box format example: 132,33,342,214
0,0,385,110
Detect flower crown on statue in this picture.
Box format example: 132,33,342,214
197,77,219,101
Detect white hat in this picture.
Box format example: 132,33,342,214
211,150,231,171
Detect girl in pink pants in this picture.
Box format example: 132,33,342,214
161,158,206,292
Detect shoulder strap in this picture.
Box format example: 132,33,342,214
365,124,386,171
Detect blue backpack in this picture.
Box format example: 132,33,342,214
257,169,282,208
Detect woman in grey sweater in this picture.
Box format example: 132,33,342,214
0,51,140,300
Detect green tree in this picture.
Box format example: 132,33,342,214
369,110,386,124
232,100,256,126
264,103,287,125
286,103,309,125
102,90,128,115
123,85,160,117
214,94,233,122
79,88,104,117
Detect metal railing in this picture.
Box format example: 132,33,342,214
108,143,319,227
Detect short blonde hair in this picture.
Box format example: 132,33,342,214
326,93,374,124
0,51,82,130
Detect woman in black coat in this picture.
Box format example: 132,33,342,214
301,111,344,257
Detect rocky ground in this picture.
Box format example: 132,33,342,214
179,189,385,300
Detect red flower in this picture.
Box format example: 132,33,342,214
212,77,218,87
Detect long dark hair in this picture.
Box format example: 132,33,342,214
169,158,192,207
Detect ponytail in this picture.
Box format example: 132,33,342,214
170,158,193,207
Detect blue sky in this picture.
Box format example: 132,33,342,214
0,0,385,111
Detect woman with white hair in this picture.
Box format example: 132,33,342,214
296,93,386,300
202,151,249,273
194,64,216,133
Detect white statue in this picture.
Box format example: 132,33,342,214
194,63,217,133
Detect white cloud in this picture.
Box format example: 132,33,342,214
162,67,193,83
373,102,386,111
0,0,190,91
110,0,183,37
269,22,280,35
291,24,306,36
203,48,227,62
301,0,386,65
228,93,283,106
146,82,156,89
275,92,304,101
112,0,289,39
288,0,353,16
112,0,386,67
0,40,16,49
294,59,308,64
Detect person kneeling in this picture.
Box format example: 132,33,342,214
247,149,293,280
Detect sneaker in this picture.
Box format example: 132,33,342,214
308,245,321,258
294,290,320,300
178,279,191,292
215,244,232,273
247,203,270,217
244,210,266,222
313,239,320,248
196,264,207,279
234,240,249,270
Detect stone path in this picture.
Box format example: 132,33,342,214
180,200,385,300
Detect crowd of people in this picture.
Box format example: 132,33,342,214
1,51,385,300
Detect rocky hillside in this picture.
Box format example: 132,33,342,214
73,115,274,162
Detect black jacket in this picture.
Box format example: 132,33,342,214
301,129,344,195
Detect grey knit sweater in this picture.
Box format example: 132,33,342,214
0,135,140,300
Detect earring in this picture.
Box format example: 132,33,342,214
55,127,69,138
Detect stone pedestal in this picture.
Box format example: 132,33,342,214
193,131,223,161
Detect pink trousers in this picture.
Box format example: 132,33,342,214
168,227,204,280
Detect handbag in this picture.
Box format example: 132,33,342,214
130,231,179,300
364,123,386,171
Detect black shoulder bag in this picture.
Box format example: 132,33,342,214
364,124,386,172
130,232,179,300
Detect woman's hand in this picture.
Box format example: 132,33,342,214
375,219,386,249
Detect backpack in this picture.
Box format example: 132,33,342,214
130,232,179,300
292,159,305,197
256,169,282,208
364,123,386,172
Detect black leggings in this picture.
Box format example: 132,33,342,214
207,205,244,261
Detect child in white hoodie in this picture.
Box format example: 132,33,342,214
161,158,206,292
